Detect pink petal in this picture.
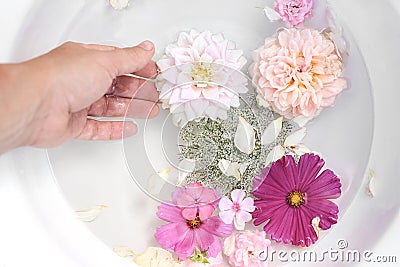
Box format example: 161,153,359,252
305,199,339,230
231,189,245,203
182,207,198,220
205,238,222,258
240,197,255,212
297,154,325,190
195,228,218,253
305,169,341,200
202,87,220,101
201,216,233,238
253,199,287,226
176,191,195,207
199,187,219,204
218,196,233,211
155,222,189,250
174,229,196,259
198,204,215,221
180,87,202,100
235,210,252,225
219,209,235,224
157,203,185,223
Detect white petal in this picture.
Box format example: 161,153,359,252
284,128,307,147
218,159,243,180
291,144,312,156
233,216,245,231
312,217,321,238
113,247,135,258
75,205,107,222
178,159,196,185
366,168,376,197
134,247,176,267
263,6,282,22
256,94,270,108
234,116,256,154
147,168,171,195
261,116,283,146
265,145,285,166
109,0,130,10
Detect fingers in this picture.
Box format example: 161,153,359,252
133,61,158,79
88,95,159,118
102,41,155,76
112,76,159,101
76,120,137,140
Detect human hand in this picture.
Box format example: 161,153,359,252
0,41,159,152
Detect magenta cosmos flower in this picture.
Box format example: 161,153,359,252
172,182,220,221
252,154,341,247
155,203,233,259
274,0,313,27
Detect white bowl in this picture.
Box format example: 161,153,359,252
0,0,399,266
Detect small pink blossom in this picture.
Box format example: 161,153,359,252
219,189,255,230
223,230,272,267
172,183,220,221
274,0,313,27
250,28,347,121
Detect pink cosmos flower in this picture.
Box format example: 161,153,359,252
250,28,347,121
218,189,255,230
274,0,313,27
172,182,220,221
223,230,272,267
155,203,233,259
252,154,341,247
157,30,248,127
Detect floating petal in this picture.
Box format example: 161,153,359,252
261,116,283,145
109,0,130,10
265,145,285,166
284,127,307,147
75,205,107,222
234,116,256,154
264,6,282,22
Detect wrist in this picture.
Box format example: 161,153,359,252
0,63,49,153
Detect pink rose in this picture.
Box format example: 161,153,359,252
250,28,347,121
274,0,313,27
223,231,271,267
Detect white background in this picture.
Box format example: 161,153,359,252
0,0,399,266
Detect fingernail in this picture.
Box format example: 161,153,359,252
137,40,154,51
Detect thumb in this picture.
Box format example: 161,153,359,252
102,41,155,76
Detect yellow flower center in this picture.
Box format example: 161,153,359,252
187,217,202,229
287,190,305,208
191,62,214,88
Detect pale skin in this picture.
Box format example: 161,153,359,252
0,41,159,154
